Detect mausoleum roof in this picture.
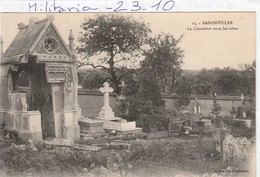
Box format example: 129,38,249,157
4,19,49,58
2,17,73,64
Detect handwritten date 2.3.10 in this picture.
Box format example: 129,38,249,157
28,0,175,12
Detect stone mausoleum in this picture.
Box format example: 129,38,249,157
0,16,81,143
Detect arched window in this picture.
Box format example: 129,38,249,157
18,71,29,87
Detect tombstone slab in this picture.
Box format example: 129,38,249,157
78,117,105,136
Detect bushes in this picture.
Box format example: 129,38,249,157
127,97,170,133
127,138,219,173
1,145,111,174
125,71,171,133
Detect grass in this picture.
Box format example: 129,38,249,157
0,127,252,177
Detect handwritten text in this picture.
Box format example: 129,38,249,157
28,0,175,12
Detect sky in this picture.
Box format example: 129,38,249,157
0,12,256,70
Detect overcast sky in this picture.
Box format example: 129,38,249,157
1,13,255,70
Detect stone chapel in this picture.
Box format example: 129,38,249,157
0,16,81,143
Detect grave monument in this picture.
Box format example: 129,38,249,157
193,98,201,114
211,93,222,116
0,16,80,143
96,82,142,134
190,98,202,127
237,94,247,119
232,94,252,128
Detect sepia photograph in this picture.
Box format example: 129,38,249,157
0,12,256,177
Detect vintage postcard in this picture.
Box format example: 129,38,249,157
0,12,256,177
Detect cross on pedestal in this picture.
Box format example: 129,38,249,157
98,82,115,119
100,82,114,107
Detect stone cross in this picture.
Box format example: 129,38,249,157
99,82,114,107
213,92,217,103
240,94,245,105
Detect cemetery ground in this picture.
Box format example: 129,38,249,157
0,124,255,177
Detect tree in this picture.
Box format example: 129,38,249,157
239,60,255,96
141,33,184,93
215,67,240,95
77,14,151,94
127,68,167,133
78,69,109,90
175,77,191,106
196,67,240,95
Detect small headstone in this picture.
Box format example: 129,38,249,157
193,98,201,114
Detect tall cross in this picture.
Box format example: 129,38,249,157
99,82,114,107
119,80,126,96
240,94,245,105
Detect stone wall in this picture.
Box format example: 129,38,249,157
163,94,254,117
78,89,118,118
78,90,254,118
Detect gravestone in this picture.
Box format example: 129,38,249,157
238,94,247,119
193,98,201,114
0,16,81,143
190,98,202,128
230,94,252,128
95,82,142,134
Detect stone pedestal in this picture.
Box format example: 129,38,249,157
98,106,115,119
20,111,42,143
78,117,104,137
190,113,202,128
63,109,80,141
200,119,212,127
230,119,252,128
4,111,42,144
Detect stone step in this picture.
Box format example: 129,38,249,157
114,127,143,135
80,130,107,139
43,138,74,147
73,143,101,151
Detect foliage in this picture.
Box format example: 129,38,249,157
78,69,109,89
77,14,151,94
184,72,212,95
0,129,250,176
118,68,140,97
175,77,191,106
119,34,184,132
211,100,222,116
213,131,251,161
194,61,255,96
0,124,27,145
128,137,221,173
141,33,184,93
239,60,255,96
125,68,170,133
196,67,239,95
127,95,168,133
